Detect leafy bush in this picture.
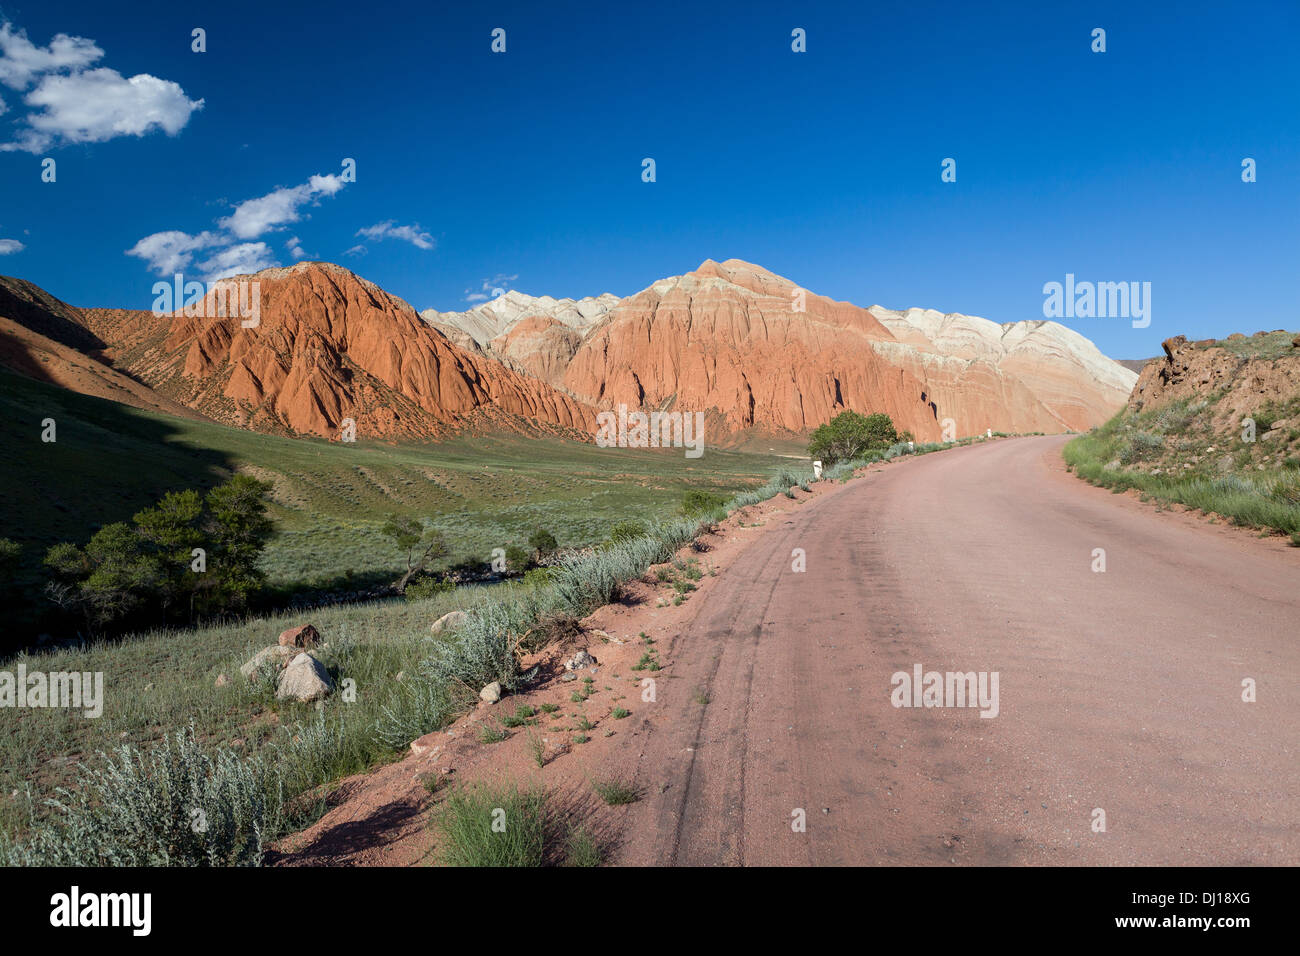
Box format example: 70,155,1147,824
403,575,456,602
808,411,899,465
375,677,457,751
504,544,532,572
521,566,556,588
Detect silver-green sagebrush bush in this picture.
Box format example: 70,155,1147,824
3,725,278,867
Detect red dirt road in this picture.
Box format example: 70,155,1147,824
605,436,1300,865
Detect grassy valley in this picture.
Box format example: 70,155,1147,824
0,368,780,645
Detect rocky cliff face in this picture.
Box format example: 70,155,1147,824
1129,332,1300,428
561,259,945,440
80,262,595,440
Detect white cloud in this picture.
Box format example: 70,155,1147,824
127,170,349,278
196,242,276,281
219,174,345,240
0,238,24,254
0,22,201,152
342,244,367,257
355,220,435,250
0,23,101,89
125,230,219,275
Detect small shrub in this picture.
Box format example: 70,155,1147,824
501,704,537,728
477,721,509,744
528,529,558,555
564,826,601,866
526,731,545,769
3,725,277,867
682,490,726,517
433,784,549,867
403,575,456,602
593,779,641,806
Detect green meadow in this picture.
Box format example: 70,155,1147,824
0,368,782,643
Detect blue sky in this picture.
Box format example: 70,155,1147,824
0,0,1296,359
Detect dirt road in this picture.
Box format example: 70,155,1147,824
608,436,1299,865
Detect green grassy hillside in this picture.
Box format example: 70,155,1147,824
0,368,781,646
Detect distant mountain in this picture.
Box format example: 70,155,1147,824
423,290,618,346
562,259,945,439
867,305,1138,433
422,291,619,387
77,262,594,441
3,258,1138,447
424,259,1136,440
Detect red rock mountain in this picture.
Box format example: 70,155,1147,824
561,259,945,440
79,262,594,440
428,260,1135,442
5,259,1136,447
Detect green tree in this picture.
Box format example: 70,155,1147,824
807,411,900,465
45,522,160,631
505,544,531,572
203,475,274,612
381,514,448,592
42,476,274,635
134,489,204,618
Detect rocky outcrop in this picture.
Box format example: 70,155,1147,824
278,623,321,648
430,610,469,635
488,316,585,386
423,290,618,387
1129,333,1300,428
80,262,596,440
557,260,1134,441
